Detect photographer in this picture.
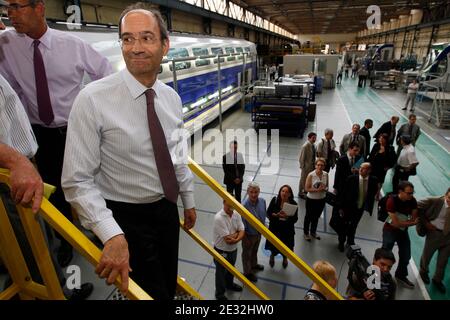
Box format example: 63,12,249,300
346,247,397,300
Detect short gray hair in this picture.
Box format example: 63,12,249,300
247,182,260,191
119,2,168,42
324,128,333,135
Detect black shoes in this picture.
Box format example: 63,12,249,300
57,245,73,268
227,283,243,292
396,276,415,289
216,294,228,300
252,264,264,272
402,107,407,110
245,273,258,282
269,255,274,268
432,279,446,294
282,259,288,269
420,271,430,284
67,282,94,300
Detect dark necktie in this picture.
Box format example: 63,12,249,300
327,139,331,160
145,89,179,204
33,40,54,125
234,152,239,178
352,135,357,143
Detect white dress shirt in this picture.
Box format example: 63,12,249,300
0,75,37,158
62,69,195,243
213,209,245,252
397,144,418,168
431,201,449,231
0,27,112,127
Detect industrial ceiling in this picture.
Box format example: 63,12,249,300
230,0,439,34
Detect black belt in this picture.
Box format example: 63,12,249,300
32,124,68,135
214,247,235,254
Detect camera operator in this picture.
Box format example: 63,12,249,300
346,247,397,300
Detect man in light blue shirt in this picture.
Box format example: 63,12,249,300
241,182,267,282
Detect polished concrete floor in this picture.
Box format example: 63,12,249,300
1,76,448,300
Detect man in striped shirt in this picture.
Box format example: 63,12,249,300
0,71,93,299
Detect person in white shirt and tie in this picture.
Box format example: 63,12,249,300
62,4,196,299
337,163,379,251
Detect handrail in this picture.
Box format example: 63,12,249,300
0,171,151,300
180,219,269,300
187,157,344,300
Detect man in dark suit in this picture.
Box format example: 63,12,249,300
373,116,399,145
223,140,245,202
337,163,379,251
359,119,373,159
333,142,362,196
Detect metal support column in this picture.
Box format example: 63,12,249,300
217,56,223,132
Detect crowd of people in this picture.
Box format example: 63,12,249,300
219,114,448,300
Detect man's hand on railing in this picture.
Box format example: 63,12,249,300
183,208,197,230
9,156,43,213
96,234,131,294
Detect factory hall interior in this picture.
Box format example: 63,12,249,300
1,0,450,303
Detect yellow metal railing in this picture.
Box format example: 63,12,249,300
0,171,201,300
187,157,344,300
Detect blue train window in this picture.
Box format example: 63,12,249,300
193,48,209,56
227,56,236,62
193,48,210,67
213,58,225,64
244,47,251,52
237,56,244,60
167,48,191,71
236,47,243,53
225,47,235,54
211,47,223,55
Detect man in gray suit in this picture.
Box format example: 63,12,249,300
298,132,317,198
418,187,450,294
396,114,421,155
339,124,366,158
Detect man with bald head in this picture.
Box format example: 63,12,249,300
62,3,197,299
337,163,379,251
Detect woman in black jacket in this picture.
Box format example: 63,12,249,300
368,133,396,190
265,185,298,268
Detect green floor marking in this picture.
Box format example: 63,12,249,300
336,77,450,300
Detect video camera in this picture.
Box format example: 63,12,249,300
346,245,391,300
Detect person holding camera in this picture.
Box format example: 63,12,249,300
303,158,328,241
382,181,419,289
347,247,397,300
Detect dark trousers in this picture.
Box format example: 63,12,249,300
358,76,367,88
392,166,412,193
105,198,180,300
32,125,72,249
0,184,65,286
338,208,364,246
382,227,411,278
226,183,242,203
337,74,342,84
304,198,326,236
214,248,237,297
241,234,261,275
420,230,450,282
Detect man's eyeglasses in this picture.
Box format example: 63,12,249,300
119,33,159,47
6,2,33,11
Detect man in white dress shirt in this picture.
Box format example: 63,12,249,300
213,200,245,300
62,4,196,299
392,135,419,193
